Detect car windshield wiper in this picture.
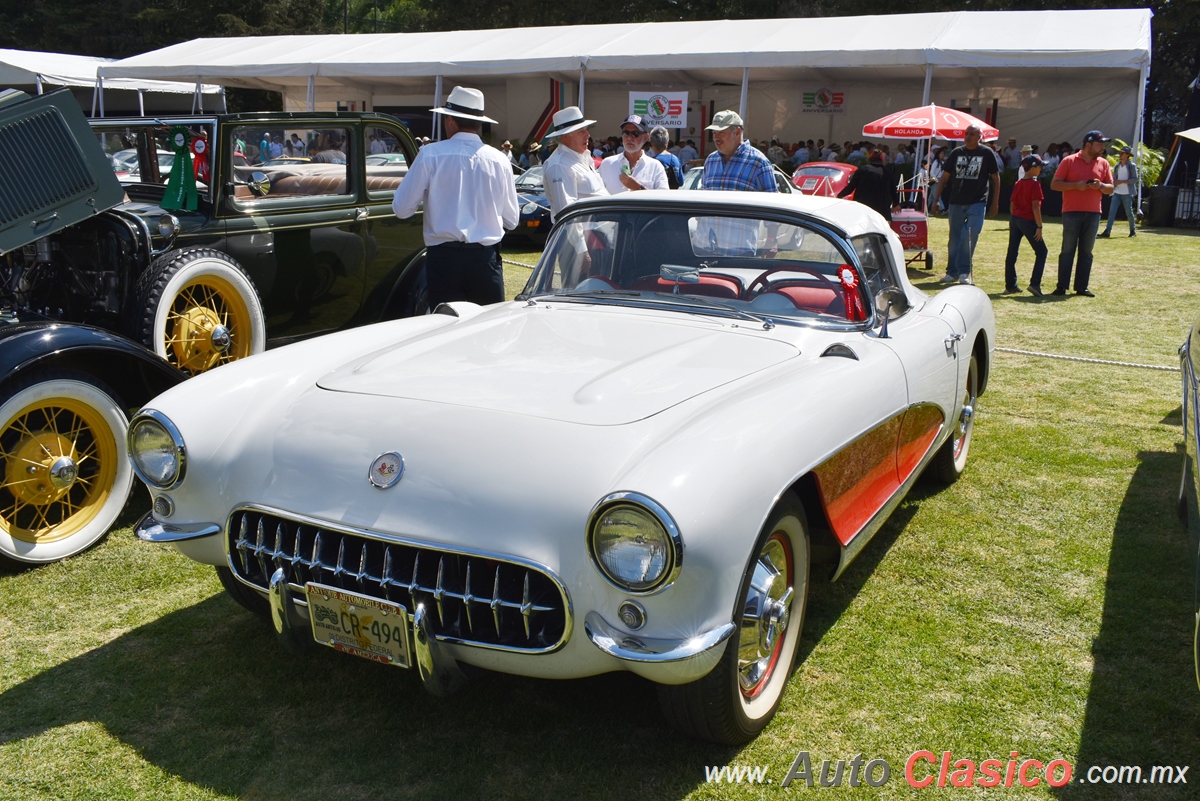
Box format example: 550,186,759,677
647,293,777,330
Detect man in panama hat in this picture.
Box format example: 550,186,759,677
392,86,519,307
541,106,608,221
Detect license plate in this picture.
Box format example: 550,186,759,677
305,582,411,668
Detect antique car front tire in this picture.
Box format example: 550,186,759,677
657,494,810,744
135,248,266,375
931,352,979,484
0,370,133,566
216,565,271,619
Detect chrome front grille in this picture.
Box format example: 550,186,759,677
227,508,570,652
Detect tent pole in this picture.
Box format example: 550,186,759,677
738,68,749,130
579,65,586,114
921,64,933,105
916,65,934,201
307,75,315,111
434,75,443,141
98,75,104,118
1134,56,1148,211
139,89,145,116
35,75,42,95
91,80,97,117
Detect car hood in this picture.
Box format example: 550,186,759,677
317,304,800,425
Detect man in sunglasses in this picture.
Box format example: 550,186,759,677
598,114,668,194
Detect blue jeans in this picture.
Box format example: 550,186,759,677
1057,211,1101,292
1005,217,1048,289
947,203,986,277
1103,192,1136,235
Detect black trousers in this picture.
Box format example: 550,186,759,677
425,242,505,308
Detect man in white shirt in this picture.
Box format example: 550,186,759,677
1001,137,1023,170
392,86,519,307
598,114,668,194
542,106,607,222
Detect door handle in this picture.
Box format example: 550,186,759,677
355,207,369,221
944,332,964,355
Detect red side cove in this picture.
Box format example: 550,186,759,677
813,404,944,545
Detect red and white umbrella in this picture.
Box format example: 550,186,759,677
862,104,999,141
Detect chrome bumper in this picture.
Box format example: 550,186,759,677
134,511,221,543
583,611,735,685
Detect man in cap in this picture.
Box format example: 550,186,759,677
700,110,777,192
599,114,668,194
1050,130,1114,296
542,106,608,222
392,86,518,307
1099,144,1138,238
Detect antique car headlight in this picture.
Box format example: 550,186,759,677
588,492,682,594
157,213,180,239
128,410,186,489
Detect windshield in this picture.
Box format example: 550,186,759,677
516,166,544,190
521,208,870,324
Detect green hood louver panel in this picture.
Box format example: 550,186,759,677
0,88,126,255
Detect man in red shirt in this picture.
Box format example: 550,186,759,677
1050,130,1114,297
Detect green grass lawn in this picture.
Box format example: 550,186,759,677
2,216,1198,800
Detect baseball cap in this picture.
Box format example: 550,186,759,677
1120,145,1132,154
620,114,647,133
706,110,744,131
1083,130,1111,144
1021,154,1043,171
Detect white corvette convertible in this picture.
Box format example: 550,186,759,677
130,191,994,744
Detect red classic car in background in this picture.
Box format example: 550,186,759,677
791,162,856,197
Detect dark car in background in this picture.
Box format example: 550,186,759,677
505,165,552,246
0,87,429,566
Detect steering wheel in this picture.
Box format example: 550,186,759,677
745,265,839,298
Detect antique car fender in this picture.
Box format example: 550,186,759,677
0,323,185,565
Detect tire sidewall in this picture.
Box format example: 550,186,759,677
727,498,810,733
951,353,980,474
146,250,266,365
0,376,132,564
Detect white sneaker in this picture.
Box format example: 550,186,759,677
939,274,956,283
957,275,973,285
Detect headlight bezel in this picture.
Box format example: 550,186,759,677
127,409,187,490
586,491,683,595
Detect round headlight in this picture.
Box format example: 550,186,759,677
522,201,539,215
157,213,179,239
588,494,681,593
128,411,186,489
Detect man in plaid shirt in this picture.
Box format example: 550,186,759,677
701,110,778,193
697,110,777,255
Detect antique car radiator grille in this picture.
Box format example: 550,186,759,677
227,509,569,652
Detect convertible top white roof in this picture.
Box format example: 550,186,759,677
99,10,1150,89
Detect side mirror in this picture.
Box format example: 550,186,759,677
247,171,270,197
875,287,908,338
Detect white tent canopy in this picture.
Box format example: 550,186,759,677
0,48,225,116
98,10,1151,146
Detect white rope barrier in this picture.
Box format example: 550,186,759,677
996,346,1180,372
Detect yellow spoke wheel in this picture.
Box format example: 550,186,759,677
0,372,132,565
136,248,266,376
164,275,255,373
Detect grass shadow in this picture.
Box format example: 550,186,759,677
1053,449,1200,799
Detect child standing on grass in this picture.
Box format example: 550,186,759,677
1005,154,1048,297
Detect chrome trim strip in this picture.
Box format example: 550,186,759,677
584,610,734,671
830,421,947,581
133,511,220,543
223,503,574,655
127,409,187,490
586,491,684,596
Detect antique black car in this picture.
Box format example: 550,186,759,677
0,87,427,565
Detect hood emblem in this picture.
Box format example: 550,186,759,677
368,452,405,489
